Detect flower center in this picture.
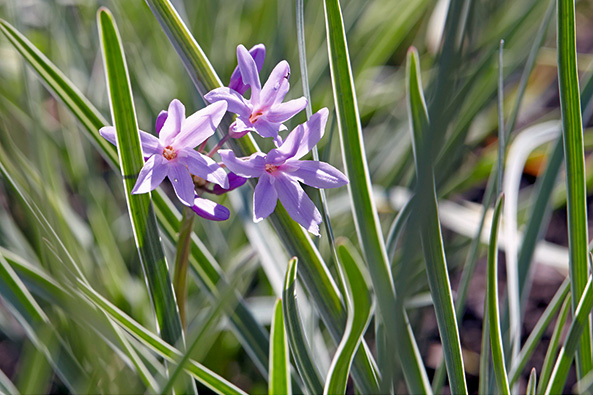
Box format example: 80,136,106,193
249,110,264,124
162,145,177,160
265,164,278,174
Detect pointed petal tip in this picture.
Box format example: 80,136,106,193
155,110,168,134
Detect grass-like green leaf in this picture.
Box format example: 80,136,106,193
160,262,257,394
544,276,593,394
557,0,593,378
0,17,270,377
508,279,570,386
3,247,244,395
296,0,338,259
0,367,18,395
487,194,510,395
0,252,84,392
406,47,467,393
324,1,429,392
77,280,247,395
537,293,571,394
144,1,380,391
0,19,115,165
282,258,324,395
269,299,290,395
2,248,167,391
324,242,373,395
527,368,537,395
386,197,413,264
97,7,182,347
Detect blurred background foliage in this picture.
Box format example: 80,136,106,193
0,0,590,393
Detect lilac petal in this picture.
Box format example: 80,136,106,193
139,131,163,155
229,43,265,95
191,197,230,221
252,118,282,139
218,149,266,178
228,119,253,139
212,172,248,195
167,163,195,206
101,126,162,156
155,110,168,134
205,87,251,117
160,99,185,146
100,126,117,146
173,101,227,149
231,117,257,138
178,148,229,188
237,45,261,103
253,174,278,222
266,124,303,164
131,155,168,194
275,174,321,236
260,61,290,109
266,97,307,123
282,160,348,188
290,107,329,160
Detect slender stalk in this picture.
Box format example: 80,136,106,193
207,134,231,157
557,0,592,378
487,194,510,395
173,206,195,329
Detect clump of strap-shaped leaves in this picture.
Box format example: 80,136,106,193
1,0,593,393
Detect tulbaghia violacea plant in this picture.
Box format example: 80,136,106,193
205,44,308,144
219,108,348,236
100,99,233,221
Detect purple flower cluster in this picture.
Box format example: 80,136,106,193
100,44,347,235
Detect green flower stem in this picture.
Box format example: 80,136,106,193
173,206,195,329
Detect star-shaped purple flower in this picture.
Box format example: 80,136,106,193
205,44,307,143
218,108,348,235
100,99,230,219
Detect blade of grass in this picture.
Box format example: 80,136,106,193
386,197,413,264
324,242,374,395
0,18,270,377
479,314,490,395
0,253,84,392
160,260,257,394
296,0,338,262
269,299,291,395
407,47,467,393
508,278,570,386
144,1,381,391
97,7,182,347
487,194,510,394
0,19,115,165
545,276,593,394
0,368,18,395
557,0,592,378
1,248,167,389
527,369,537,395
76,280,247,395
324,1,429,392
283,258,324,395
537,293,571,394
16,327,54,395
